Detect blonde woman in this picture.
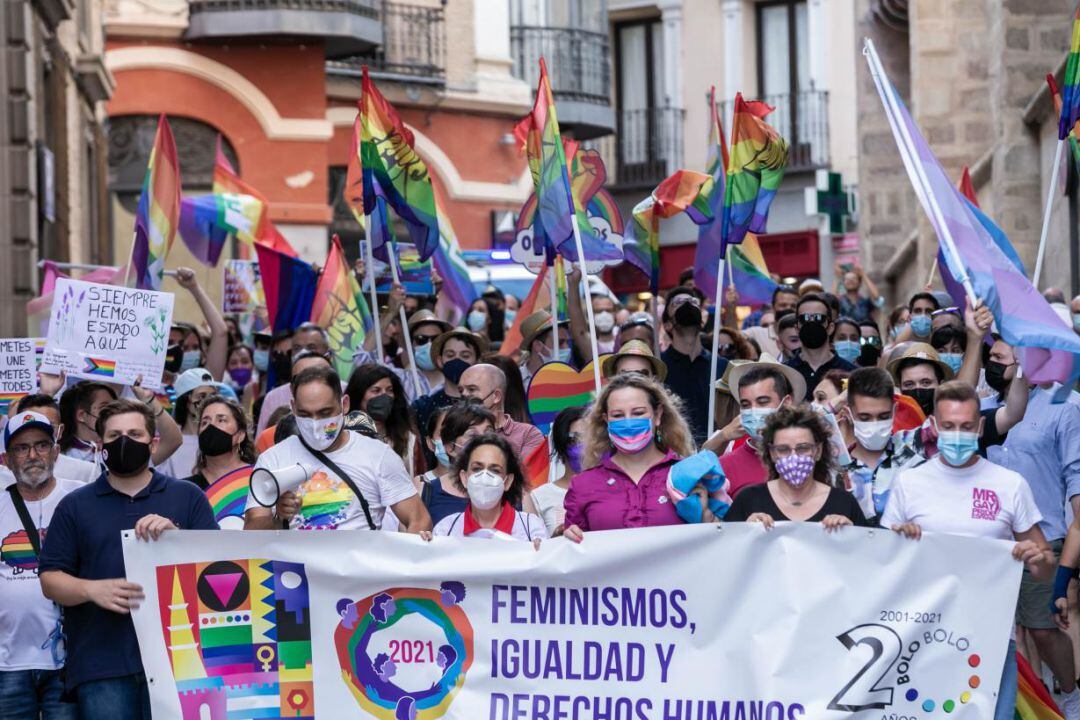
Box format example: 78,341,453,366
562,374,694,542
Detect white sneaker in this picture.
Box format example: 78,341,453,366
1059,688,1080,720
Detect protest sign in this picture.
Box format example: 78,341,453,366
0,338,39,411
42,278,174,389
362,241,434,295
223,260,266,314
125,523,1019,720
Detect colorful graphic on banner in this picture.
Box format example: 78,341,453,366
154,558,314,720
223,260,266,315
42,278,175,390
526,358,608,435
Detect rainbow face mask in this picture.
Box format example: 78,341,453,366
297,414,343,451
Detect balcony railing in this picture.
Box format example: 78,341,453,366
188,0,378,18
510,26,610,106
588,106,685,189
328,2,446,84
720,90,830,172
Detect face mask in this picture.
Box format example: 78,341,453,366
607,417,654,454
902,388,936,418
272,352,292,380
466,311,487,332
365,395,394,422
937,428,980,466
102,435,152,477
543,346,572,364
228,367,253,388
164,345,183,374
673,303,702,328
504,309,517,329
180,350,202,373
595,311,616,334
198,424,235,457
441,358,471,386
798,322,828,350
858,344,882,367
414,342,436,372
253,349,270,373
296,414,343,452
810,402,829,415
910,314,932,337
891,322,909,340
433,438,451,468
852,417,893,452
835,340,860,364
775,455,815,487
939,352,963,374
740,407,775,441
466,469,505,510
566,443,584,473
984,361,1011,395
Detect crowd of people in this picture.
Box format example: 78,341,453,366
5,259,1080,720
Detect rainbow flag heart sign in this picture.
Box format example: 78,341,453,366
526,358,609,435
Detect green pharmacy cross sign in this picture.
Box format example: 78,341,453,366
815,171,851,236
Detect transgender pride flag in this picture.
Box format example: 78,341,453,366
867,39,1080,388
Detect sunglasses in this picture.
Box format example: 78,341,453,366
798,313,827,325
412,334,441,346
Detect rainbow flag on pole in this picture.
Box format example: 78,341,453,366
725,240,777,306
131,114,182,291
721,94,789,248
359,67,439,261
212,136,297,258
178,192,265,266
1016,651,1063,719
255,240,318,334
1058,8,1080,141
311,235,369,378
431,201,478,313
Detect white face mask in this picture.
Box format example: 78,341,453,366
466,469,505,510
595,311,615,334
296,414,343,451
852,417,893,452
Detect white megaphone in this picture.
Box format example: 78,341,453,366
250,464,311,508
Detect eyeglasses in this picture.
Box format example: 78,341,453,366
769,442,818,458
798,313,827,325
8,440,54,458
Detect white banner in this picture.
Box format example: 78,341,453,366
42,279,174,389
123,524,1021,720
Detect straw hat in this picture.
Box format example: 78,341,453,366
713,358,753,396
431,329,490,359
406,309,452,335
601,339,667,381
519,310,569,350
886,342,954,384
724,354,807,402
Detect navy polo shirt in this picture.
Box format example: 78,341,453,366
39,471,218,690
661,347,728,445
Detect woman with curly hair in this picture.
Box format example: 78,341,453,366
715,326,756,361
346,364,422,477
562,374,695,542
723,405,866,529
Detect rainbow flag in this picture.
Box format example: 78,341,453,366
1016,651,1063,719
255,240,318,334
1059,8,1080,141
131,114,182,291
625,170,715,293
431,201,478,313
212,136,297,258
204,465,254,527
526,362,597,435
83,357,117,378
312,235,370,378
0,392,27,414
725,240,777,306
513,59,620,266
1049,74,1080,187
500,262,550,355
359,67,439,261
696,86,732,300
178,192,265,266
522,440,550,490
722,94,789,248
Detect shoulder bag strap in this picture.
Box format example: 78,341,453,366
296,436,377,531
6,484,41,556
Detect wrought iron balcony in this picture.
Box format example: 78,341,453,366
588,106,685,190
185,0,381,59
510,26,614,139
327,2,446,85
720,90,830,172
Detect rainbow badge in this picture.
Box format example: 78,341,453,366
83,357,117,378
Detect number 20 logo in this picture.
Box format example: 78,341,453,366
828,624,903,712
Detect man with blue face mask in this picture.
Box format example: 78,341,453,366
716,357,804,499
882,380,1058,720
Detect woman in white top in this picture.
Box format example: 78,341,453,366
422,434,545,543
531,406,585,536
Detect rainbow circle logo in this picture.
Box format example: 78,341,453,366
333,582,473,720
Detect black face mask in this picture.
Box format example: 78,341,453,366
903,388,937,418
673,303,702,328
102,435,152,477
271,352,292,380
858,344,882,367
198,424,235,457
442,358,471,385
365,394,394,422
985,361,1011,394
798,321,829,350
164,344,183,374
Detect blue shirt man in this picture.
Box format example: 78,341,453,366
40,399,217,719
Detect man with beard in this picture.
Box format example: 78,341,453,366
784,293,856,400
0,411,80,718
660,286,727,445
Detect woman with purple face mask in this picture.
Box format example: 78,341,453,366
531,406,586,536
723,405,867,530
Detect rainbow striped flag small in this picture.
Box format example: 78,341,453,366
131,115,182,291
431,202,478,313
1059,8,1080,141
178,192,265,266
722,94,789,249
212,136,297,258
1015,651,1063,719
725,240,777,307
312,235,369,378
83,357,117,378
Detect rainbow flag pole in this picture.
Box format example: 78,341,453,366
386,235,423,397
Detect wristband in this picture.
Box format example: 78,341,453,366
1050,565,1078,614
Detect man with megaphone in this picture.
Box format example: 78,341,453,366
243,365,432,533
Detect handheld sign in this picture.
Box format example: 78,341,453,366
42,278,175,390
0,338,39,412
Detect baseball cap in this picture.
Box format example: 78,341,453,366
4,410,54,449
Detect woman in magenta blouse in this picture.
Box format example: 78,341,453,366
563,374,695,541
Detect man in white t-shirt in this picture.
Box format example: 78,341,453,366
881,380,1059,720
0,411,80,718
244,365,432,532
